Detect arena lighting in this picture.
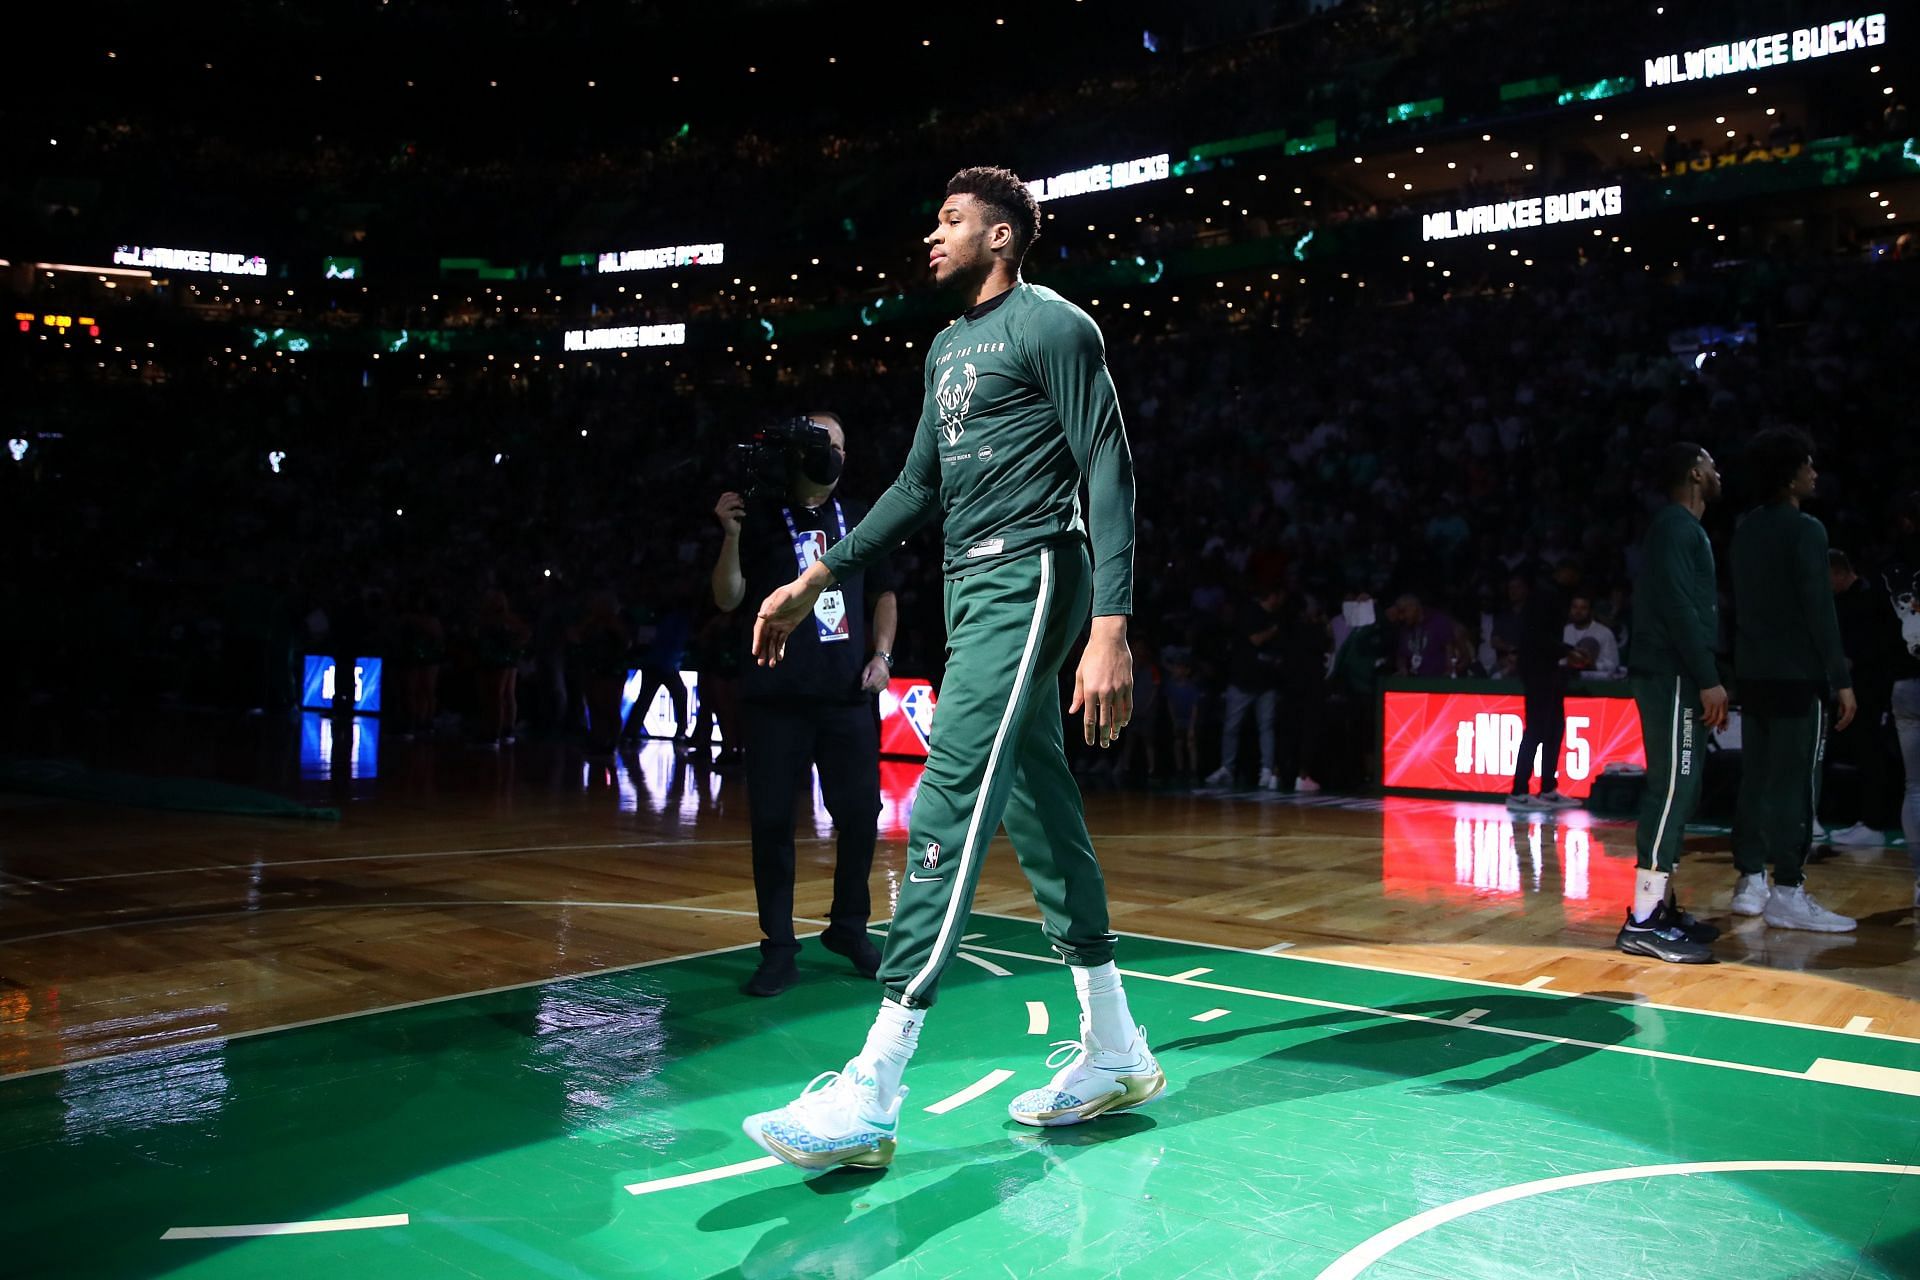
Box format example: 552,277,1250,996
30,260,151,279
1026,153,1170,203
562,323,686,351
592,243,724,273
1644,12,1886,87
1421,185,1622,241
113,245,267,275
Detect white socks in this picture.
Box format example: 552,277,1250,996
852,998,922,1101
1072,961,1139,1053
1632,869,1670,924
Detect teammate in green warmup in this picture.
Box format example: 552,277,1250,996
740,167,1165,1171
1616,443,1729,964
1729,427,1859,932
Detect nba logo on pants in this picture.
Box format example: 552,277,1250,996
922,842,941,871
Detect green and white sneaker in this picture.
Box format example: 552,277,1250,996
1008,1020,1165,1128
742,1063,906,1171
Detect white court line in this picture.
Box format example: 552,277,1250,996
1169,967,1214,981
1453,1009,1491,1025
1846,1016,1876,1034
963,933,986,941
1026,1002,1050,1036
1314,1162,1920,1280
1523,976,1555,990
626,1156,781,1196
1258,941,1295,954
955,950,1012,977
163,1214,408,1240
952,941,1917,1096
924,1069,1017,1115
969,909,1920,1047
0,899,815,949
1805,1058,1920,1096
1192,1009,1232,1023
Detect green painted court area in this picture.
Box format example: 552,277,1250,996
8,915,1920,1279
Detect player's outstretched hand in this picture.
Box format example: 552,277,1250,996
1072,617,1134,749
753,576,818,667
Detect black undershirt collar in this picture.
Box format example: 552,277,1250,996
963,282,1019,323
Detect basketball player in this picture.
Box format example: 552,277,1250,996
739,166,1163,1171
1729,428,1858,931
1616,442,1728,963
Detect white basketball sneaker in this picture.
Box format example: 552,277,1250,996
1008,1020,1166,1127
1762,885,1857,933
1730,873,1770,916
742,1063,908,1170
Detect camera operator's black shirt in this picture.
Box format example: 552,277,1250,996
739,495,895,704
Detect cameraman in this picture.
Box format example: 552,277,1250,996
713,413,898,997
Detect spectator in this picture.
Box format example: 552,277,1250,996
1564,594,1622,679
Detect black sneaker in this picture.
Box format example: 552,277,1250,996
1664,896,1721,943
743,950,800,997
1616,903,1717,964
821,928,882,979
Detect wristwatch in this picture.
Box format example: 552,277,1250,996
873,650,894,672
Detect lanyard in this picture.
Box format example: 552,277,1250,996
780,499,847,572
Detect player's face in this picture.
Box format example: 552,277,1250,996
925,194,997,288
1694,450,1723,501
1791,455,1817,500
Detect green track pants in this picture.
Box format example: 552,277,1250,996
1633,673,1704,872
880,542,1118,1009
1733,687,1827,888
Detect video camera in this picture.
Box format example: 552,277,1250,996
738,416,843,501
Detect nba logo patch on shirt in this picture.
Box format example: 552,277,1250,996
922,842,941,871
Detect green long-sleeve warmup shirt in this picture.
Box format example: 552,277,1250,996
1731,501,1852,690
1633,502,1719,689
821,282,1137,616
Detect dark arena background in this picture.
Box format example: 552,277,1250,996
6,1,1920,1276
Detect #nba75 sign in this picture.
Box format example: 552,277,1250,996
1381,689,1647,799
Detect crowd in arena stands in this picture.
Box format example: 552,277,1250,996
8,233,1918,820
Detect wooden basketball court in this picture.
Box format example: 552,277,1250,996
4,718,1919,1277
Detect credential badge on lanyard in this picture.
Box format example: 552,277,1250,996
783,500,852,644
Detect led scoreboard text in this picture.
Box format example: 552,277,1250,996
112,245,269,276
1421,185,1623,241
1645,13,1887,87
561,323,686,351
594,244,725,274
1026,154,1172,203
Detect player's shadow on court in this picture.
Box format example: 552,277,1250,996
1155,992,1638,1098
694,1134,1085,1280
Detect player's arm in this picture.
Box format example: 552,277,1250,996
820,394,942,586
756,397,940,666
1028,302,1137,746
1649,523,1727,722
1027,303,1136,617
1796,517,1856,728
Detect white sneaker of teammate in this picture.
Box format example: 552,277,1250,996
1826,822,1886,848
1506,793,1551,812
1730,873,1770,916
1258,768,1281,791
1203,766,1234,788
741,1063,908,1170
1294,775,1322,793
1810,818,1830,843
1008,1020,1166,1127
1537,789,1582,809
1761,885,1857,933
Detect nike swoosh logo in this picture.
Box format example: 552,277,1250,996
908,872,945,883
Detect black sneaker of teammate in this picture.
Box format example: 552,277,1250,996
1663,896,1721,944
1616,902,1717,964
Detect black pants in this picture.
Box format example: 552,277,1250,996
1735,681,1826,888
622,665,688,740
1512,676,1566,796
743,699,880,957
